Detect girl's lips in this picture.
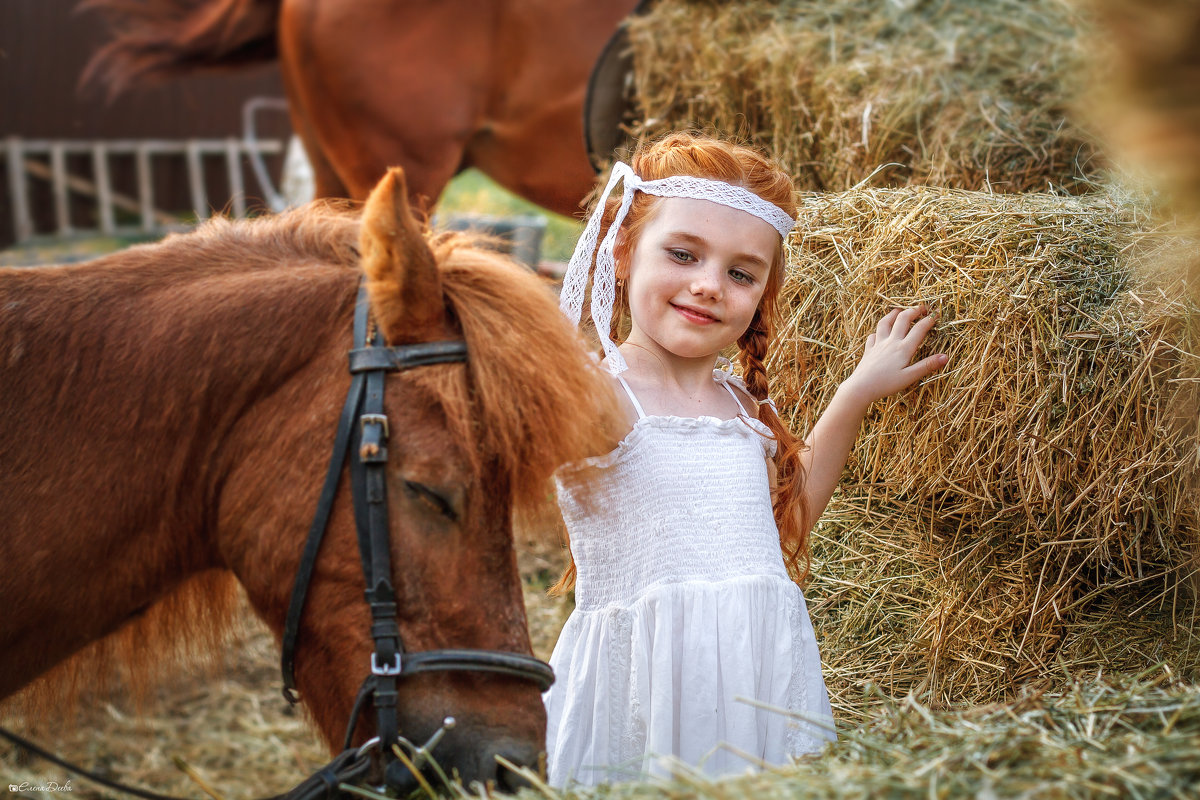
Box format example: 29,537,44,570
671,303,719,324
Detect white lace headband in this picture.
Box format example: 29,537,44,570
559,161,796,375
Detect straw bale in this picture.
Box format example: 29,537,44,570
627,0,1100,193
773,186,1200,714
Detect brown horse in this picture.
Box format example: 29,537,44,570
0,169,617,790
81,0,642,213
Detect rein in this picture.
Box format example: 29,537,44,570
0,282,554,800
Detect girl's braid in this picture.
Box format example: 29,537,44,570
737,309,811,581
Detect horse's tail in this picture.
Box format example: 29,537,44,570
79,0,281,99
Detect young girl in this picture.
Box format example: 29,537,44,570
544,133,948,786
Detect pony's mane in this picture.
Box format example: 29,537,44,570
5,204,616,719
409,233,618,515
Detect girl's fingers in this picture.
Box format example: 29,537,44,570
891,304,928,338
865,332,877,351
906,352,949,380
907,310,939,341
876,308,901,339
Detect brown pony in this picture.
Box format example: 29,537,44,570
0,168,617,789
81,0,642,213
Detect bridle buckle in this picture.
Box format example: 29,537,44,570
360,413,389,438
371,652,402,676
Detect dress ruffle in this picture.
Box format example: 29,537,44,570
544,575,835,786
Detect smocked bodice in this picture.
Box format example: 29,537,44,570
554,374,787,610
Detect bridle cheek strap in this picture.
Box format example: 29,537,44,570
279,281,553,790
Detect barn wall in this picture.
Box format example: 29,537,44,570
0,0,291,247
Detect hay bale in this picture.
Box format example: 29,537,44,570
628,0,1100,193
772,186,1200,715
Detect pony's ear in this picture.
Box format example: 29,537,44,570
360,167,445,344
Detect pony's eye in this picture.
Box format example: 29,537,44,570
404,480,461,522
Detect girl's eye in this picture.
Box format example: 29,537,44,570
668,249,695,264
730,269,755,285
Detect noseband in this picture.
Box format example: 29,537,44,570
279,282,554,788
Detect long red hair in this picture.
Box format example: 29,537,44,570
555,132,811,592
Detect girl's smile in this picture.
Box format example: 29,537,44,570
622,197,779,365
671,302,720,324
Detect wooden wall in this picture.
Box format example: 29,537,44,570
0,0,291,246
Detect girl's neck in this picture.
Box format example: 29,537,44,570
619,342,717,386
616,343,739,419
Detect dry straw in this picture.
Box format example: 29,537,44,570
440,669,1200,799
627,0,1099,193
771,185,1200,719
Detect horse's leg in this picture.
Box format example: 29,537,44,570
277,1,351,199
277,0,478,206
281,74,350,199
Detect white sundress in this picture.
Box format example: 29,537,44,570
543,369,836,787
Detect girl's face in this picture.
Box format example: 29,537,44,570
622,196,778,364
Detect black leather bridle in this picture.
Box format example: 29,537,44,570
278,282,555,790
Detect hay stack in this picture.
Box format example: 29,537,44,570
628,0,1099,193
772,186,1200,717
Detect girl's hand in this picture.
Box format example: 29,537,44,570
838,304,948,410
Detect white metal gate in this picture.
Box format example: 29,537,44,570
4,136,283,244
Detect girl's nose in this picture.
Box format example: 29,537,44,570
689,266,723,299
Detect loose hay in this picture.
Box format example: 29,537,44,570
773,185,1200,718
627,0,1100,193
496,669,1200,799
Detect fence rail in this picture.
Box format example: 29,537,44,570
4,136,284,244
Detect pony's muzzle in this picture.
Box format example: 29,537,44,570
380,733,542,794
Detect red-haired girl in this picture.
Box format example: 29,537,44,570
545,133,948,785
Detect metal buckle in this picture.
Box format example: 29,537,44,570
360,413,389,438
371,652,402,676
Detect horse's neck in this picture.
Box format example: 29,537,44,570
0,260,355,697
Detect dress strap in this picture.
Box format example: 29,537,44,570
720,378,752,418
615,374,648,420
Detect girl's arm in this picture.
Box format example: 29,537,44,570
799,305,948,532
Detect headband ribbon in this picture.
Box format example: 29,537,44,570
559,161,796,374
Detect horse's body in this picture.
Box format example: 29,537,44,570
0,171,616,788
83,0,641,213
